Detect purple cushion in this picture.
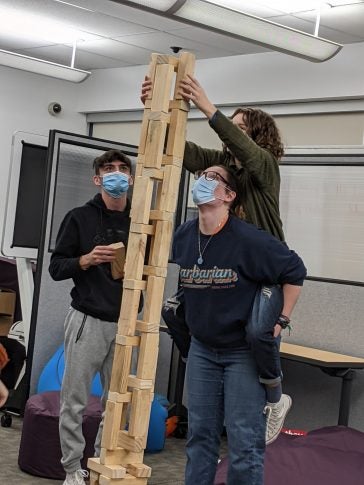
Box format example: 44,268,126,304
18,391,102,479
215,426,364,485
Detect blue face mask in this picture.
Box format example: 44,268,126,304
192,177,219,205
101,172,129,198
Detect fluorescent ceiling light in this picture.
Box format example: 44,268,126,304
119,0,342,62
0,49,91,83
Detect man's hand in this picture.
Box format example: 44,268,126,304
179,75,217,120
140,75,152,105
79,245,117,270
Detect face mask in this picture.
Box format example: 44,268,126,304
101,172,129,198
192,177,219,205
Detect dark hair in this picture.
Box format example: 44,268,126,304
230,107,284,160
93,149,132,175
210,165,241,213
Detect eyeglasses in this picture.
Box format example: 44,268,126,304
194,170,230,187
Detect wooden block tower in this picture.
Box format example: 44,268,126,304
88,51,195,485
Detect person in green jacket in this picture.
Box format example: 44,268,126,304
141,75,291,445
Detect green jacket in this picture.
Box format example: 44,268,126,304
183,110,284,241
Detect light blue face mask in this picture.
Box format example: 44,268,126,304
192,176,219,205
101,172,129,198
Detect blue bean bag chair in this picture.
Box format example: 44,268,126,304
37,344,102,396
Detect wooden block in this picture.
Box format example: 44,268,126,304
127,463,152,478
108,391,132,403
151,63,175,113
109,242,126,280
138,111,150,155
115,334,140,347
136,332,160,381
88,458,127,479
148,111,170,122
173,51,196,99
135,320,160,334
127,375,153,390
143,120,168,169
130,223,155,236
166,109,188,158
162,154,183,167
123,280,147,291
109,344,132,394
156,54,178,66
117,431,144,453
128,389,152,437
123,232,147,280
149,220,173,268
156,164,182,213
142,265,167,278
149,210,174,222
169,99,190,111
138,167,164,180
142,276,165,325
118,289,142,336
135,161,144,176
90,470,100,485
147,53,159,95
100,448,144,466
101,400,124,450
99,474,148,485
130,177,153,224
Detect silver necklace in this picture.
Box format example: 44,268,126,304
197,231,214,265
197,214,228,265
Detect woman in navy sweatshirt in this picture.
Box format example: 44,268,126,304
172,165,306,485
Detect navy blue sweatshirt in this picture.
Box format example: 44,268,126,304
49,193,131,322
172,216,306,349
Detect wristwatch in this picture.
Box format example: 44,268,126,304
276,314,291,329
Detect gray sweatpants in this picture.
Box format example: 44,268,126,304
59,307,117,473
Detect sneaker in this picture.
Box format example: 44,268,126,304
264,394,292,445
63,469,89,485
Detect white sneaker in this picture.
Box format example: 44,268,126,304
63,469,89,485
264,394,292,445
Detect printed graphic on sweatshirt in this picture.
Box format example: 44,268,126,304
180,264,238,289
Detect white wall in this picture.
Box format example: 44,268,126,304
79,42,364,114
0,65,87,244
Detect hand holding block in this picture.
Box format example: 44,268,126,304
109,242,126,280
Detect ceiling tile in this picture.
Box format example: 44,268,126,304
77,38,154,65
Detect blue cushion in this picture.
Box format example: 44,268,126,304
37,344,102,396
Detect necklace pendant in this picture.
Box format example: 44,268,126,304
197,256,203,265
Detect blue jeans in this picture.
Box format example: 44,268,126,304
185,338,266,485
245,285,283,386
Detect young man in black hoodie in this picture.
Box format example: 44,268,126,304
49,149,134,485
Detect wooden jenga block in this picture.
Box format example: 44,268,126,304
130,178,153,224
109,242,126,280
169,99,190,111
127,464,151,478
128,389,152,437
115,335,140,347
109,344,132,394
123,232,147,280
142,276,165,324
88,458,127,479
156,164,182,213
143,120,168,169
135,320,159,333
123,280,147,291
118,289,142,336
162,154,183,166
101,400,124,450
100,448,144,466
108,391,132,403
173,51,196,99
90,470,100,485
149,210,174,222
166,108,188,158
99,474,148,485
136,333,160,381
142,265,167,278
149,220,173,268
130,223,155,236
127,375,153,390
151,63,175,113
118,431,144,453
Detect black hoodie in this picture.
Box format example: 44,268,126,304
49,193,131,322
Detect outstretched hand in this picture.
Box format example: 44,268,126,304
140,75,152,105
179,75,217,120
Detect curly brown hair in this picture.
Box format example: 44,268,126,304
230,107,284,160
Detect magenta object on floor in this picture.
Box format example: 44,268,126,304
214,426,364,485
18,391,101,480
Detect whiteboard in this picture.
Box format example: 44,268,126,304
281,147,364,284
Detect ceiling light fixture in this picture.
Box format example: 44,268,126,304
0,48,91,83
117,0,343,62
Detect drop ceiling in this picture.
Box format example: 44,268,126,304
0,0,363,71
